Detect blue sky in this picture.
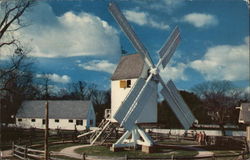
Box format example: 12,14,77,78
1,0,249,92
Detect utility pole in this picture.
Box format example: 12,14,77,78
44,101,49,160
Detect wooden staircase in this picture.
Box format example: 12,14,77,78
90,119,119,145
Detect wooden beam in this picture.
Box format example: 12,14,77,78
44,101,49,160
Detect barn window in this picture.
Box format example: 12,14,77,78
76,120,83,126
31,119,36,122
42,119,45,125
18,119,22,122
55,119,59,123
69,119,73,123
120,80,131,88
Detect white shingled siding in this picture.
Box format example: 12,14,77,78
111,78,157,123
16,118,88,130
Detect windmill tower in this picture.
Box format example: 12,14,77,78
111,53,158,124
108,2,197,151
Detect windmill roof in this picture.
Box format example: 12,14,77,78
16,100,92,119
111,53,145,80
238,103,250,124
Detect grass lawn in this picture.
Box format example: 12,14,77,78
75,146,198,158
32,142,80,151
51,155,79,160
49,143,80,152
212,150,242,155
157,139,199,145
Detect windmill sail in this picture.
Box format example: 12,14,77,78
158,27,180,69
121,81,156,130
113,78,146,124
160,80,196,130
108,2,153,68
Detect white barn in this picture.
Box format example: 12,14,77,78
16,100,96,130
110,53,158,123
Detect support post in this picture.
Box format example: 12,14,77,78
44,101,49,160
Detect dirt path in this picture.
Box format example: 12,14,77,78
1,150,12,158
57,144,215,159
2,144,214,160
58,144,124,160
193,148,213,157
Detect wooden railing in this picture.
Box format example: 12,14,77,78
13,143,46,159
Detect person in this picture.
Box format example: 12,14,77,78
184,130,188,137
201,131,204,145
203,131,207,145
198,131,202,145
194,131,197,141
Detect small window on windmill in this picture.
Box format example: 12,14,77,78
120,80,131,88
127,80,131,88
120,80,127,88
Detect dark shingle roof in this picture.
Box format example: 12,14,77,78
16,100,91,119
239,103,250,124
111,53,145,80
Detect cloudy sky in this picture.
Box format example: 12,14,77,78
1,0,249,92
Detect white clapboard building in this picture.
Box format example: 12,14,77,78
110,53,158,123
16,100,96,130
237,103,250,147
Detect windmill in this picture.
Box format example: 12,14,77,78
108,2,197,150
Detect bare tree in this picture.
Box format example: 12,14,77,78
0,0,35,48
192,80,242,135
0,48,37,124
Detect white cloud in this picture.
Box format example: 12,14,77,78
190,37,249,81
182,13,218,28
135,0,185,13
160,62,188,81
0,2,120,58
78,60,116,74
124,10,169,30
36,73,71,83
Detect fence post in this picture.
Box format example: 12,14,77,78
12,141,14,156
48,151,51,159
24,145,27,159
124,154,128,160
171,154,174,160
242,151,245,159
82,152,86,160
212,154,215,160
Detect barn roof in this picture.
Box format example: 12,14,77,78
238,103,250,124
111,53,145,80
16,100,92,119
